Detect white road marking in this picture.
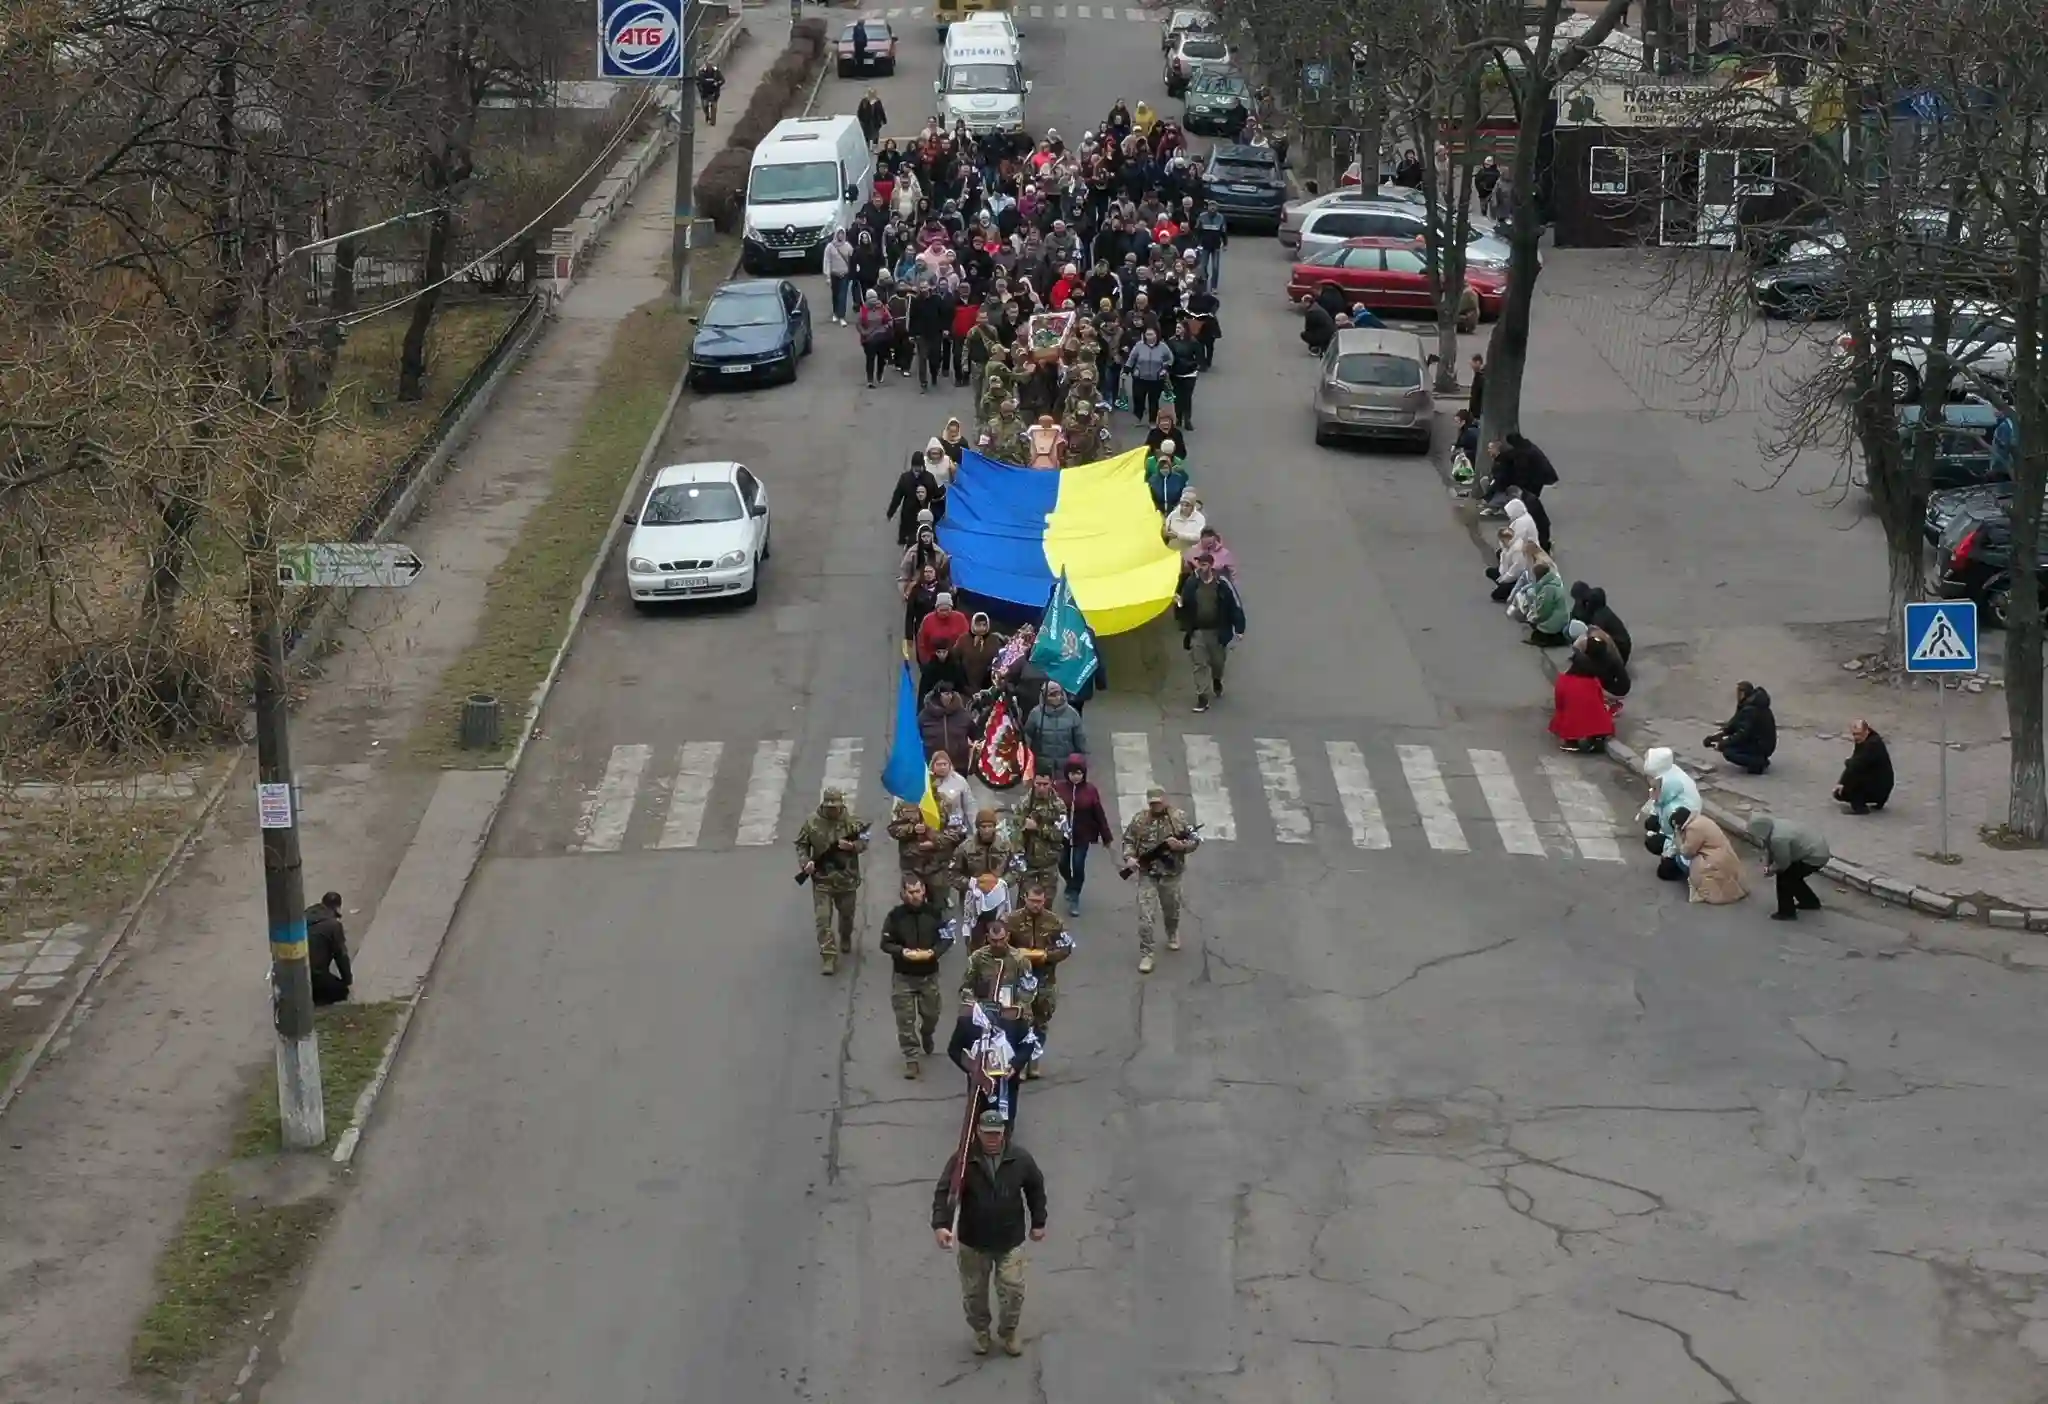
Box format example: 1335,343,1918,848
1540,757,1625,861
1053,3,1066,15
1470,749,1545,856
736,739,795,846
1075,3,1090,14
653,742,723,851
1324,740,1391,849
1126,5,1143,17
1183,735,1234,839
1255,738,1311,844
1397,744,1469,852
573,744,651,853
1112,731,1154,833
822,736,863,808
1027,3,1043,14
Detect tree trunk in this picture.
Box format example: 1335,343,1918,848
396,205,452,402
2005,225,2046,838
328,191,360,314
1691,0,1711,71
1478,86,1548,458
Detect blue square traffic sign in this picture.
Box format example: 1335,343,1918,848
1904,601,1978,674
600,0,686,79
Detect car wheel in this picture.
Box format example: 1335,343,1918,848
1313,422,1334,447
837,62,851,77
804,326,814,356
738,572,760,606
1987,584,2012,630
1413,433,1433,455
882,59,895,75
783,356,800,385
1890,360,1921,403
762,526,772,562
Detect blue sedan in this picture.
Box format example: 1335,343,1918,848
688,279,814,389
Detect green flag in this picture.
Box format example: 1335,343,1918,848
1030,571,1099,695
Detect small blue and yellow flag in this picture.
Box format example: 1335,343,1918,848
882,661,944,828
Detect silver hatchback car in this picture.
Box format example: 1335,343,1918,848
1311,327,1436,452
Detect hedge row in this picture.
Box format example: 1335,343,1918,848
695,18,831,234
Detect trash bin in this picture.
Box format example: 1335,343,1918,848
460,693,501,750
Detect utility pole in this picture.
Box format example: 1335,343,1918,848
252,535,324,1149
671,5,700,309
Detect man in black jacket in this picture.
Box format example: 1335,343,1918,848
1173,551,1247,714
305,892,352,1006
933,1110,1048,1356
1705,681,1777,774
881,875,954,1079
910,282,949,392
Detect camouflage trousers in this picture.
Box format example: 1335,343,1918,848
1135,872,1183,956
891,972,944,1058
958,1244,1027,1336
1029,981,1058,1035
811,885,858,955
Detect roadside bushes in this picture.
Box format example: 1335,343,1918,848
695,17,831,233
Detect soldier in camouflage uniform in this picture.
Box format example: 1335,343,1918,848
1118,785,1200,975
984,399,1030,465
979,354,1018,428
960,914,1034,1013
888,800,961,917
795,787,869,975
956,808,1019,951
1007,881,1071,1071
879,874,952,1079
1014,773,1069,902
1062,398,1112,463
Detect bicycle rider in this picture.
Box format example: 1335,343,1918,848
696,60,725,124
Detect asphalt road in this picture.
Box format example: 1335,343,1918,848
261,13,2048,1404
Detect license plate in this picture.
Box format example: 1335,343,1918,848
778,248,804,259
720,363,752,374
663,576,709,592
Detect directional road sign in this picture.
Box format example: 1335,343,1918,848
1904,600,1977,674
599,0,686,79
277,542,424,589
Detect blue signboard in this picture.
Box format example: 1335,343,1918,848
1904,601,1978,674
600,0,686,79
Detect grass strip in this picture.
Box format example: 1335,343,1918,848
413,277,712,767
130,999,404,1385
233,999,406,1158
129,1170,336,1383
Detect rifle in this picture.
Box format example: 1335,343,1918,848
795,822,873,886
1119,822,1203,879
945,1062,980,1244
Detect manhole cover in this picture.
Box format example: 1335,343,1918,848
1376,1109,1450,1139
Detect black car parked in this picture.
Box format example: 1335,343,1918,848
1933,494,2048,629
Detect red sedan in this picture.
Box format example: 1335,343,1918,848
1285,236,1507,320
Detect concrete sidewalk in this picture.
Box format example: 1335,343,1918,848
0,20,789,1401
1499,250,2047,925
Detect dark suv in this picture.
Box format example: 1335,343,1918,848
1202,142,1285,230
1934,495,2048,629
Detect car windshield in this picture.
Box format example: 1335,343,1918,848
1192,74,1246,96
945,62,1020,92
748,161,839,204
1782,238,1841,262
702,292,782,328
1212,156,1272,178
1182,36,1226,57
840,21,888,39
1333,353,1420,388
643,482,744,526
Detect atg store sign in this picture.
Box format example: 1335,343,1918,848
600,0,686,78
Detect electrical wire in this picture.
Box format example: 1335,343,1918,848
321,83,663,329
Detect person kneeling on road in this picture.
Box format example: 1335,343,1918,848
1750,813,1830,921
1834,719,1894,814
1704,681,1776,775
1636,747,1702,883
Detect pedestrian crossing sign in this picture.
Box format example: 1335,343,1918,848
1904,601,1978,674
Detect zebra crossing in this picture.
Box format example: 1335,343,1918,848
860,3,1163,20
557,732,1628,861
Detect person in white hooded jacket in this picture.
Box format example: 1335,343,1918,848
1636,746,1702,882
1485,498,1540,602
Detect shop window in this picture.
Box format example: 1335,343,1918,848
1588,146,1628,196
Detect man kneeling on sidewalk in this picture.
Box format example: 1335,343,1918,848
305,892,352,1005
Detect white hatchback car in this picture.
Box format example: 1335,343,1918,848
623,461,771,608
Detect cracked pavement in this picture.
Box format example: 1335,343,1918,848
253,21,2048,1404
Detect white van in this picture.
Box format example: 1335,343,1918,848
936,25,1029,140
742,116,874,274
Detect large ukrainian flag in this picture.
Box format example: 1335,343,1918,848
937,446,1181,634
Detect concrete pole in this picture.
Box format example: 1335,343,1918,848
671,9,700,308
251,540,324,1149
